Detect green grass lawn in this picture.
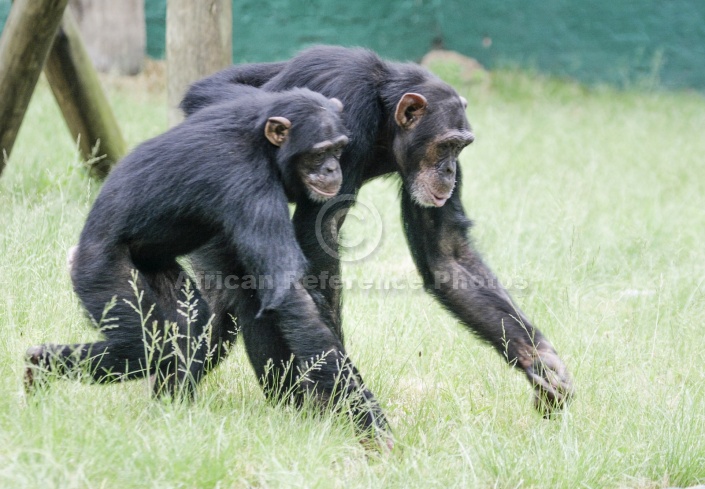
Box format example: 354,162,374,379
1,66,704,489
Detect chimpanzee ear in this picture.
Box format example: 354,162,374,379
394,92,428,129
460,96,468,109
329,97,344,112
265,117,292,146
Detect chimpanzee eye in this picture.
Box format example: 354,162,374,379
447,142,463,155
439,143,454,157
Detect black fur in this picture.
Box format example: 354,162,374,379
182,46,573,423
25,87,389,428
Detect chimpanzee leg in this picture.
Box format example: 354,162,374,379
26,246,209,398
144,263,210,398
238,289,300,403
189,236,243,371
179,61,286,116
25,247,156,386
190,238,307,402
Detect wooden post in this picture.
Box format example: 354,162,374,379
43,9,127,179
69,0,146,76
166,0,232,126
0,0,69,177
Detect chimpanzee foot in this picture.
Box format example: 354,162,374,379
24,345,49,392
525,347,574,417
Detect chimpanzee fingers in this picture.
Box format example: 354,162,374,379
304,352,393,443
525,349,574,417
338,373,393,438
349,389,394,452
360,432,395,453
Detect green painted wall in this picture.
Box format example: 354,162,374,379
0,1,9,33
3,0,705,90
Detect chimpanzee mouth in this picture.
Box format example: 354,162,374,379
427,187,451,207
309,185,340,198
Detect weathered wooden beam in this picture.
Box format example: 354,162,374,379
0,0,69,177
69,0,146,76
166,0,232,126
43,9,127,179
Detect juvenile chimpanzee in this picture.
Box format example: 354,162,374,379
181,46,574,428
24,88,384,422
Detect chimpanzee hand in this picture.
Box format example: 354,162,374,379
349,385,394,452
525,346,574,417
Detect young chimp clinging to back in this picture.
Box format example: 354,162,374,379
24,88,381,419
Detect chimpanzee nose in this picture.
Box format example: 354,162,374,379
324,161,338,173
439,159,456,179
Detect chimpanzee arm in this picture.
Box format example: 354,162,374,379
223,188,390,436
180,61,286,116
400,182,573,414
291,198,353,342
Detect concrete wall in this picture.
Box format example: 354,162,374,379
3,0,705,90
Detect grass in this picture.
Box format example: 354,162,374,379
1,64,704,488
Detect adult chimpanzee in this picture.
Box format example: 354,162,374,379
24,88,385,422
181,45,574,426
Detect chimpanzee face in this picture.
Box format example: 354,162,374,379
295,134,347,202
392,86,474,207
265,96,348,202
